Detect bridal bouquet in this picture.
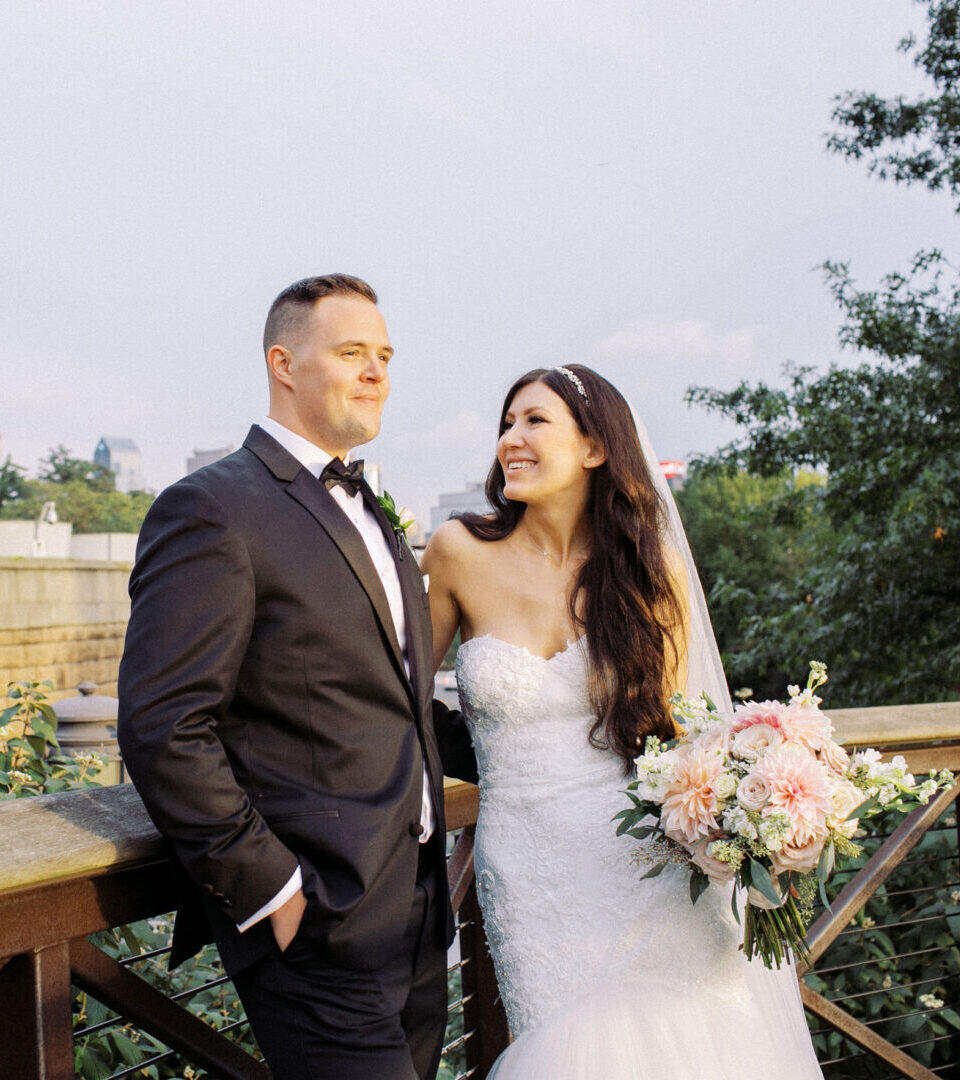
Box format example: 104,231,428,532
615,662,955,969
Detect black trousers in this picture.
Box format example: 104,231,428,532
233,848,448,1080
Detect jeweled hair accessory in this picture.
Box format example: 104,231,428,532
554,366,588,403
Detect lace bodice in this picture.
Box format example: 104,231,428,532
456,635,745,1036
454,635,824,1079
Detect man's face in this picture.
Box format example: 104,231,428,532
280,295,392,458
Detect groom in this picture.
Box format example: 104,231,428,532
118,274,477,1080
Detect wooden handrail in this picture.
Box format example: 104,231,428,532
1,702,957,1080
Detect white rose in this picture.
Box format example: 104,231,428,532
731,723,784,762
737,773,771,812
828,779,863,838
696,723,732,757
713,773,737,800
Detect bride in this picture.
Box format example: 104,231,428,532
422,365,823,1078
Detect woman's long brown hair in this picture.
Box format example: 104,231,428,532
458,365,684,770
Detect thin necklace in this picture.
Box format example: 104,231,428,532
524,536,588,566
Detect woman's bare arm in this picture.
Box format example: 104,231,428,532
421,520,467,673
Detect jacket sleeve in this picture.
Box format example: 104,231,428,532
432,698,478,785
117,480,299,925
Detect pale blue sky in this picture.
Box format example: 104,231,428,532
2,1,956,523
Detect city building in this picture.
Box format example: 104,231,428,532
429,482,489,536
186,446,234,474
93,437,144,493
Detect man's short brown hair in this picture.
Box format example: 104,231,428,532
263,274,378,356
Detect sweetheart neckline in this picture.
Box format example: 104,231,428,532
458,633,587,664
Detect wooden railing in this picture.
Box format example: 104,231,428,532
0,704,957,1079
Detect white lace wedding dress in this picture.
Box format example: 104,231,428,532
456,634,824,1079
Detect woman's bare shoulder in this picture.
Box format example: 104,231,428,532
423,517,497,569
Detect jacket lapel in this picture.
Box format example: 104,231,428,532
243,427,408,686
360,484,431,713
362,486,445,806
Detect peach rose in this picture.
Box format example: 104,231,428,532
731,723,784,762
689,837,737,885
818,739,851,776
770,837,824,875
737,772,771,812
696,723,732,757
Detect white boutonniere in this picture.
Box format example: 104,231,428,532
377,491,417,559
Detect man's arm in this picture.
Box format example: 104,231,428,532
118,480,300,926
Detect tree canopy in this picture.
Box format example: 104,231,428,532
685,1,960,706
828,0,960,210
0,447,153,534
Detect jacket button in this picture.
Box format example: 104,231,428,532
409,822,425,837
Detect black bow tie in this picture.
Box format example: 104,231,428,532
320,457,365,497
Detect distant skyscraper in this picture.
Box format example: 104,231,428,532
187,446,234,474
94,437,144,493
429,481,489,536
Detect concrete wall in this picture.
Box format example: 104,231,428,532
0,521,73,559
70,534,139,562
0,559,131,701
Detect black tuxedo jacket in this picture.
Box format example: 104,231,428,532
118,426,477,975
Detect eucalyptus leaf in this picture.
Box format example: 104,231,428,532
817,840,835,883
748,859,782,908
689,867,710,904
640,861,667,880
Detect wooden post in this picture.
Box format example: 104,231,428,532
460,881,510,1078
0,944,75,1080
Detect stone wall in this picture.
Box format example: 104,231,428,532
0,559,131,701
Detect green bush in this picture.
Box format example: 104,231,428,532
0,680,105,798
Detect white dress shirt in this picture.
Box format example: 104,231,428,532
239,416,435,933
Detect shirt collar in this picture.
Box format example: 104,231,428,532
258,416,353,480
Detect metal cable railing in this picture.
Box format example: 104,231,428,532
802,795,959,1079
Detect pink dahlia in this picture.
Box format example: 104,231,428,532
661,745,724,846
753,743,834,846
779,702,832,753
731,699,787,733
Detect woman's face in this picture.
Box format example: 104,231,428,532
497,381,599,505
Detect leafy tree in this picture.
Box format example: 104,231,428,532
39,445,116,492
828,0,960,210
675,467,831,700
689,254,960,706
0,455,28,507
0,479,154,533
689,1,960,706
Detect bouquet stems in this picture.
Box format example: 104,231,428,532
742,897,812,969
